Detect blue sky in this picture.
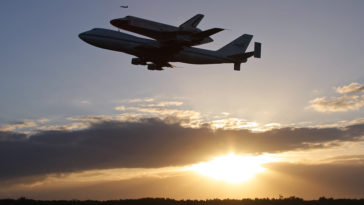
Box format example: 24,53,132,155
1,0,363,125
1,0,364,199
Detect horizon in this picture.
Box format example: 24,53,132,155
2,196,364,200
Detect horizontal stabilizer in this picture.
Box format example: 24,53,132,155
194,28,224,38
228,52,254,60
180,14,204,29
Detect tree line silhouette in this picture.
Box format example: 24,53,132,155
1,197,363,205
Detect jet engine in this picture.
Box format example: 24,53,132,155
147,64,163,71
131,58,147,65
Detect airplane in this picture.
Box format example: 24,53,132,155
120,5,128,8
110,14,224,47
79,27,261,71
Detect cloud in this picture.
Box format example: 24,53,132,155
66,113,147,124
323,154,364,164
336,82,364,94
0,117,363,181
35,122,89,131
80,100,91,105
37,118,50,124
115,106,126,111
347,118,364,126
128,98,154,103
210,118,259,130
308,95,364,112
114,101,190,124
309,82,364,112
0,119,50,132
146,101,184,107
311,118,364,129
0,121,37,132
126,107,201,121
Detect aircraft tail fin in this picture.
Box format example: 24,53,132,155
218,35,261,71
180,14,204,29
217,34,253,57
193,28,224,38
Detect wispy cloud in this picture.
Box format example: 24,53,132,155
0,121,37,132
35,122,89,131
128,98,154,103
113,101,202,127
308,95,364,112
308,82,364,112
80,100,91,105
323,154,364,164
115,106,126,111
127,107,201,119
210,118,259,130
336,82,364,94
37,118,50,124
146,101,184,107
116,100,184,111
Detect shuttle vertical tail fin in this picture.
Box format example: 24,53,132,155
180,14,204,29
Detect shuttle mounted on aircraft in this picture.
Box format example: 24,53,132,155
79,14,261,71
110,14,224,47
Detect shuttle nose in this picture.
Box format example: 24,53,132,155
110,18,129,28
78,32,87,40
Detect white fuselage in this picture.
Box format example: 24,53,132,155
79,28,231,65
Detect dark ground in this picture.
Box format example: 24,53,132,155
1,197,364,205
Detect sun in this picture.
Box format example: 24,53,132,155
187,154,276,183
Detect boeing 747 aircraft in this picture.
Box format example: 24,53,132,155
79,16,261,71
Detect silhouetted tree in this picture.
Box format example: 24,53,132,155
0,197,363,205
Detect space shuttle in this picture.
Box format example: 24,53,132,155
110,14,224,47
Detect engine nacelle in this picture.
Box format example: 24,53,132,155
131,58,147,65
147,64,163,71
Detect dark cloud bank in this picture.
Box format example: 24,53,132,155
1,118,364,181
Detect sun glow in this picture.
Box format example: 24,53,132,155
187,154,276,183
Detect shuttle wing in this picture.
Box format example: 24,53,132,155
179,14,204,29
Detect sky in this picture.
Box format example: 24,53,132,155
1,0,364,200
